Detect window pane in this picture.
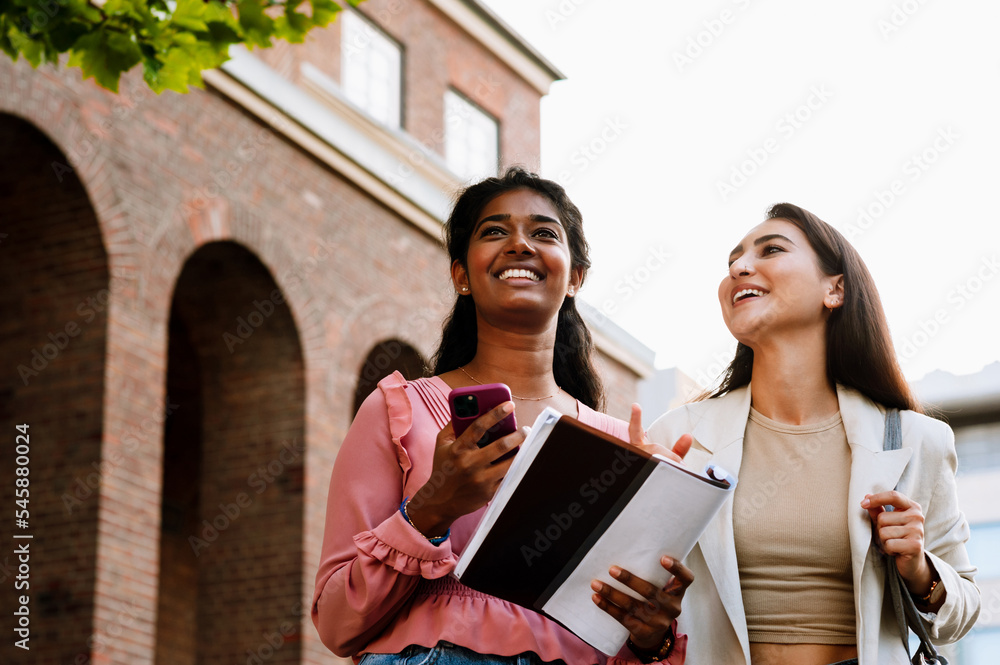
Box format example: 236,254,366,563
340,11,401,129
444,90,498,182
967,523,1000,578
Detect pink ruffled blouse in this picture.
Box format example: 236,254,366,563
312,372,686,665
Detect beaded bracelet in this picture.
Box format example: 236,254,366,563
627,629,674,664
399,496,450,546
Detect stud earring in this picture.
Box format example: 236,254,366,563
460,286,469,293
567,287,575,296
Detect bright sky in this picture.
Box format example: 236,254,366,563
480,0,1000,386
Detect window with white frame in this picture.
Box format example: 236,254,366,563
444,90,499,182
340,10,402,129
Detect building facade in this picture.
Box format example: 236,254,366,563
0,2,653,663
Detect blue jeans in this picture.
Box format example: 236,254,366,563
360,642,565,665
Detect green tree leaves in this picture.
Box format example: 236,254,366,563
0,0,361,93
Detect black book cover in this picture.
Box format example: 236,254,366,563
458,417,657,610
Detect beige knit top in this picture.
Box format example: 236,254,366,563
732,407,857,644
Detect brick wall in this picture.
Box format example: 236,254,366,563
256,0,543,172
0,10,642,663
0,116,107,665
154,242,306,665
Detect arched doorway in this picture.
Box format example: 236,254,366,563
156,241,305,665
0,114,109,664
352,340,427,416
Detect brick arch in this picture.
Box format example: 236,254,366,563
0,70,140,261
328,292,448,407
0,112,110,664
158,240,306,665
352,340,428,417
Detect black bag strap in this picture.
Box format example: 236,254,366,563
879,409,948,665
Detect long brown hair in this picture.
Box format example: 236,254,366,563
707,203,921,412
431,166,605,410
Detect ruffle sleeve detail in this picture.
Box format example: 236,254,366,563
378,371,415,477
353,510,457,579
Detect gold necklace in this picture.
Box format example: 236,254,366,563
457,365,560,401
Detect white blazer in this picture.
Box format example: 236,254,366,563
647,384,980,665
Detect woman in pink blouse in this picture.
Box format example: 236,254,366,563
312,167,690,665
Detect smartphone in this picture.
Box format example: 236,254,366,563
449,383,518,462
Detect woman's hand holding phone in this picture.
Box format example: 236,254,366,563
405,401,525,538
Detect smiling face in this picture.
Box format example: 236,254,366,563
718,218,844,347
453,188,583,327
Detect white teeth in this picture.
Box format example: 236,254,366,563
498,268,541,281
733,288,765,303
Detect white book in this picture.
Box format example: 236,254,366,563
455,408,736,655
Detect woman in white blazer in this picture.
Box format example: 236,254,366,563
645,204,979,665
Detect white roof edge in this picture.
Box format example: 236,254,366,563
425,0,565,95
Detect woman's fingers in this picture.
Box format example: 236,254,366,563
629,403,646,447
862,490,916,512
452,401,515,451
863,491,929,581
661,556,695,592
590,579,653,624
591,557,690,619
670,434,693,461
610,565,661,599
479,426,526,465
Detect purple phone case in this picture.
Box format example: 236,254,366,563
449,384,518,458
